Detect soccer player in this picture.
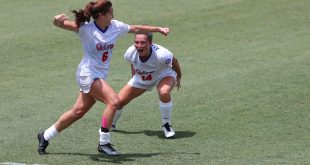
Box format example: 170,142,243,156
37,0,170,156
112,32,182,138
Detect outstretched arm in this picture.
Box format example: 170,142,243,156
129,25,170,36
172,57,182,90
53,14,79,32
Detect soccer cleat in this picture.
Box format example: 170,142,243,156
111,125,116,131
37,130,49,155
162,122,175,138
98,143,120,156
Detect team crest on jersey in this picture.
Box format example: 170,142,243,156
165,59,171,64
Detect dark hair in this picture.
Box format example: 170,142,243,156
71,0,112,27
146,32,153,42
135,32,153,42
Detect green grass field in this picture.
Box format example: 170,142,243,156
1,0,310,164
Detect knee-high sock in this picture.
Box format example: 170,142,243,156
159,101,173,125
112,109,123,126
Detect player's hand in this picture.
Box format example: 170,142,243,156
175,77,181,90
159,27,170,36
53,14,70,27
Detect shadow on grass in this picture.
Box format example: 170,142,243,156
50,152,161,163
89,153,161,163
112,130,144,134
144,130,197,139
113,129,196,139
50,151,200,163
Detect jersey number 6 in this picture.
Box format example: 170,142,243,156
102,51,108,62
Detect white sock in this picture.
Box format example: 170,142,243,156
159,101,173,125
44,125,59,141
112,109,123,126
99,129,110,145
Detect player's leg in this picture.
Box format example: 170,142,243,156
54,92,96,131
112,84,147,129
88,78,121,156
157,76,176,138
37,92,96,155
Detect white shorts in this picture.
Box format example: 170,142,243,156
128,72,176,91
76,75,101,93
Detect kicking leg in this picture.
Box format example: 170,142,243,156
37,92,96,155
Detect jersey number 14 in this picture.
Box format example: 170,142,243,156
141,74,152,81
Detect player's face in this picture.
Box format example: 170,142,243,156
134,34,151,57
100,7,113,25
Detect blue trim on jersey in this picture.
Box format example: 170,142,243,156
94,21,109,33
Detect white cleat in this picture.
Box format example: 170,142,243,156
162,122,175,138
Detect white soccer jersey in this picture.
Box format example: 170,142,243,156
125,44,175,86
76,20,130,80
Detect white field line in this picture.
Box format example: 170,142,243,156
0,162,46,165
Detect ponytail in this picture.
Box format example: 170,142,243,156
71,0,112,28
71,9,91,28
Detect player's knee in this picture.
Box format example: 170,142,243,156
117,99,128,109
159,89,171,98
71,108,87,119
108,95,120,109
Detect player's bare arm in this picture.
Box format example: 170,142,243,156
172,57,181,90
53,14,79,32
130,64,135,77
129,25,170,36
